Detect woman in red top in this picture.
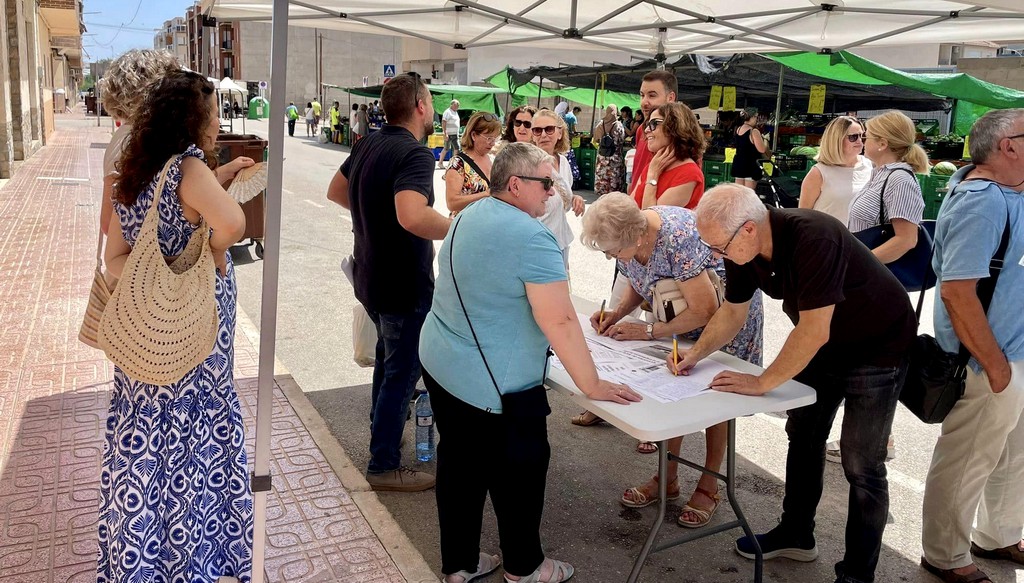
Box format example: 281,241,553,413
631,102,706,210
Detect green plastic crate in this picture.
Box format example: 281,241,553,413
919,174,951,220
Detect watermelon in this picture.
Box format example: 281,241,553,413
796,146,818,157
790,146,804,156
933,161,957,176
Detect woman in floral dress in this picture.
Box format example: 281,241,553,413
577,193,764,529
593,104,625,194
100,69,254,583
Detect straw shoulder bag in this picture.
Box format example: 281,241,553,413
97,156,219,385
79,228,116,349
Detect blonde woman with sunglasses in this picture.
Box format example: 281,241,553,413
445,111,501,217
799,116,873,226
531,109,586,269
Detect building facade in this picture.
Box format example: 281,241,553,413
154,17,188,64
0,0,82,178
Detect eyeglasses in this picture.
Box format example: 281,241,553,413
479,113,499,122
1004,133,1024,141
513,119,533,129
644,118,665,133
516,175,554,190
602,247,623,260
406,71,424,110
476,133,498,143
531,125,558,136
846,133,866,143
700,221,748,255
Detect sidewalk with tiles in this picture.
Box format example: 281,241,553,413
0,120,422,583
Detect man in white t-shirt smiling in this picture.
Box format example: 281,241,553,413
439,99,461,169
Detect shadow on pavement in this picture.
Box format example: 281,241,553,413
304,384,978,583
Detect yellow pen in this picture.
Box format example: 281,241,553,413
598,299,607,329
672,336,679,376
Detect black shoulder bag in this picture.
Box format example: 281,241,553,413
448,216,551,418
456,152,490,187
853,167,937,292
901,187,1011,424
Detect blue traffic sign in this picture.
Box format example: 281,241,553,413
383,64,396,78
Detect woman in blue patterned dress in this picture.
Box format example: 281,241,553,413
578,192,764,529
100,69,254,583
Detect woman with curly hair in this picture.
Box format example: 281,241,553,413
630,102,707,210
99,69,253,583
99,49,179,235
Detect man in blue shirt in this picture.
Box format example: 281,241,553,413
921,109,1024,583
327,73,452,492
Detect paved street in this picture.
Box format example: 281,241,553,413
232,118,1024,583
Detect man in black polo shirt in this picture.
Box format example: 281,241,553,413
673,184,916,583
327,72,451,492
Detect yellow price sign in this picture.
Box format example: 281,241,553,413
808,84,826,114
962,135,971,159
709,85,722,110
722,86,737,111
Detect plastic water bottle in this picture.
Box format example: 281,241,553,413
415,392,435,462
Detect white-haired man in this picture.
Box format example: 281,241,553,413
920,109,1024,583
439,99,461,169
672,183,917,583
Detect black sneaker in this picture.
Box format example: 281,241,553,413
735,525,818,561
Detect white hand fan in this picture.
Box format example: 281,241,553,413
226,162,267,204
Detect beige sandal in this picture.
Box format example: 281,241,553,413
620,476,680,508
504,558,574,583
442,552,501,583
677,486,721,528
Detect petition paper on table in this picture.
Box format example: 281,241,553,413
548,314,740,403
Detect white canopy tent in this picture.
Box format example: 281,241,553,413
218,76,249,133
200,1,1024,581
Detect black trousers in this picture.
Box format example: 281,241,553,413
287,118,296,135
423,369,550,577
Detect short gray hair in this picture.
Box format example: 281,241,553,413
491,142,554,194
695,183,768,234
580,192,646,252
969,108,1024,164
102,49,180,122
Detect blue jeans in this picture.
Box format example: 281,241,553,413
364,305,429,474
781,360,908,583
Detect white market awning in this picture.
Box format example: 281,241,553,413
203,1,1024,58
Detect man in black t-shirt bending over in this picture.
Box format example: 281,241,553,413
327,72,452,492
672,184,916,583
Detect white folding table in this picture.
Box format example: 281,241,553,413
545,298,817,583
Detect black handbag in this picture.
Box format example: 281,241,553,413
853,167,937,292
901,185,1011,424
448,216,551,418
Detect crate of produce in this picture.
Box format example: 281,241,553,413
772,154,811,173
704,160,729,177
920,174,951,220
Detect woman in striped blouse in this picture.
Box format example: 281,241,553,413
848,110,928,264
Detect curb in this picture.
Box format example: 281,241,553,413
235,307,437,583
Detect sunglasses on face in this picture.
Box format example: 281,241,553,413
516,175,554,190
513,119,533,129
846,133,866,143
531,125,558,136
644,118,665,132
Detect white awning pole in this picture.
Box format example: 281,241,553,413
251,0,288,581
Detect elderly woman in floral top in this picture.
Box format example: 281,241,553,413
576,192,764,529
445,111,501,217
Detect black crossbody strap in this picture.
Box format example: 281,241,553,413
448,216,502,402
456,152,489,186
877,166,916,226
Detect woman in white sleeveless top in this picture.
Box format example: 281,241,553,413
799,115,873,225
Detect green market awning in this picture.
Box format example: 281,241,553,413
337,83,513,115
764,51,1024,110
485,68,641,115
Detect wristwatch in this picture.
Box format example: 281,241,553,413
646,178,658,186
646,323,655,340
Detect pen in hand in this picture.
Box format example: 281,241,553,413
598,299,607,330
672,335,679,376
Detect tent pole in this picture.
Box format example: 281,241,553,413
591,72,599,136
253,1,289,582
537,76,543,108
348,89,352,144
948,98,958,134
772,64,784,155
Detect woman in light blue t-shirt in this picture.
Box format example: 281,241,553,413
419,143,642,583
